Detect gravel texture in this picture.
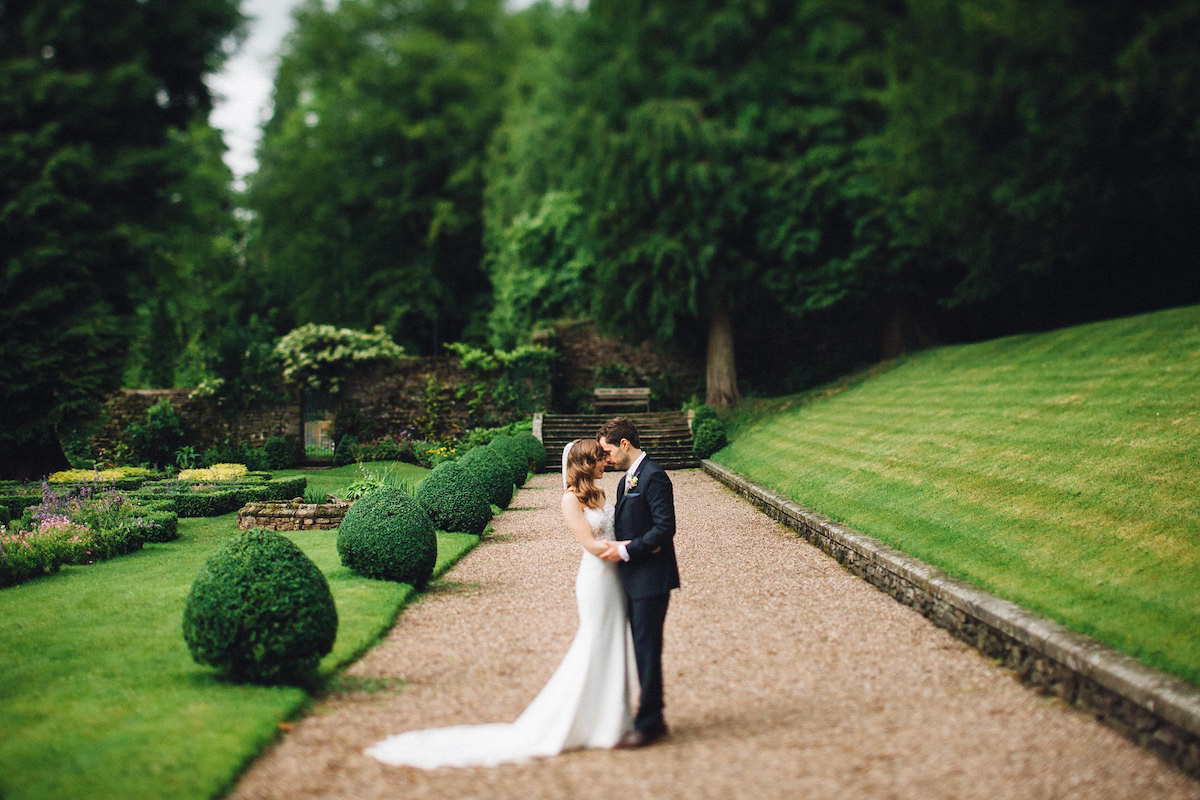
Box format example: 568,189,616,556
230,471,1200,800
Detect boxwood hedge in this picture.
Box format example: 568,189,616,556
415,460,491,535
458,446,513,509
336,486,437,588
183,529,337,684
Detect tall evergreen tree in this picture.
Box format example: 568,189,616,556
0,0,242,478
880,0,1200,335
248,0,514,353
557,0,897,406
483,3,594,349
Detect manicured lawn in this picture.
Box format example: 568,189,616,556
273,460,428,500
0,462,477,800
716,304,1200,686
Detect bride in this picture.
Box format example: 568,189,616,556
366,438,635,768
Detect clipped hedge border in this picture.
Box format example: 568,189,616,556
137,509,180,543
45,477,147,492
129,477,308,518
0,494,40,520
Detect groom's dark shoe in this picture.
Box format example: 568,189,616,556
615,724,668,749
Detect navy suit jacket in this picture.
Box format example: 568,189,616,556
614,457,680,599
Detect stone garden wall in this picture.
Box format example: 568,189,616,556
237,500,350,531
94,328,696,461
92,388,302,461
545,320,702,411
334,357,487,441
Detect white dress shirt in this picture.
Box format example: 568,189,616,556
617,451,648,562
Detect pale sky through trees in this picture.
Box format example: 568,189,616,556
207,0,547,188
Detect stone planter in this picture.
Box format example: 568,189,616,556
237,498,351,531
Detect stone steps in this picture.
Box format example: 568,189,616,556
535,411,698,471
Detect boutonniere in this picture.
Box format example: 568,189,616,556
627,475,639,489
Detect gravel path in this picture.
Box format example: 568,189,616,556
231,470,1200,800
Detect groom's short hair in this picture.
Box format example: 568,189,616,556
597,416,640,449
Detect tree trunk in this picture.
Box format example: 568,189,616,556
0,426,71,481
880,294,913,360
705,303,741,408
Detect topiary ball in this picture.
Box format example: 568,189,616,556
514,431,547,472
488,435,529,488
415,460,492,535
182,529,337,684
337,485,437,587
458,445,514,508
692,418,727,459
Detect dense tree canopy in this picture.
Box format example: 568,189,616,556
481,0,1200,402
4,0,1200,469
248,0,514,354
0,0,242,478
877,0,1200,338
486,0,905,405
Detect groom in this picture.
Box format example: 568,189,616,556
596,416,680,749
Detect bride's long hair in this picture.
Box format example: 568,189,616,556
565,439,605,510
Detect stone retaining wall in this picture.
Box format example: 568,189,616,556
93,388,302,462
237,500,350,531
701,459,1200,777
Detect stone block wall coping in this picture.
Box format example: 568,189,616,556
701,459,1200,766
236,499,351,531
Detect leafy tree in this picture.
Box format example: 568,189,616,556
879,0,1200,335
553,0,901,406
126,122,247,390
0,0,243,479
485,190,593,349
482,4,594,349
248,0,515,354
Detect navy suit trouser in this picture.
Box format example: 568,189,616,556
628,591,670,733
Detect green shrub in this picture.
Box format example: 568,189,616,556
134,509,179,542
0,525,72,587
458,425,505,451
336,486,437,587
264,436,294,469
172,490,242,518
0,494,39,520
199,439,270,471
415,460,491,535
0,505,9,526
126,399,186,468
692,418,727,459
413,440,456,468
513,431,547,472
63,521,145,564
182,529,337,684
458,446,513,508
334,435,359,467
692,404,719,430
261,476,307,501
488,435,529,488
126,477,306,517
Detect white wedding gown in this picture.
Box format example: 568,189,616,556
366,505,635,768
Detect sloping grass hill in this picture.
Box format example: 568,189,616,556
716,304,1200,686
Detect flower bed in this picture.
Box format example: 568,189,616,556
1,480,179,589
